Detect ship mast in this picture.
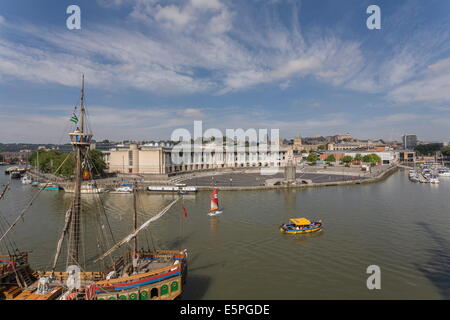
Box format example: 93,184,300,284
131,184,138,272
133,186,138,254
66,75,92,268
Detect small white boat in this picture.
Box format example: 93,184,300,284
428,175,440,184
207,189,223,216
21,176,33,184
110,184,133,194
65,183,108,194
438,169,450,177
148,185,197,193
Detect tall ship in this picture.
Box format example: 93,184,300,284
0,76,187,300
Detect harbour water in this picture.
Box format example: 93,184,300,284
1,169,450,299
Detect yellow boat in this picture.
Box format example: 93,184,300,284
279,218,323,234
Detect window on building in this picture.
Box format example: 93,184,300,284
128,151,133,166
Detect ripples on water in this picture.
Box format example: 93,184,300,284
1,169,450,299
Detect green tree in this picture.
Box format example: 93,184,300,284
87,149,107,176
317,145,325,150
362,154,382,165
341,155,353,164
441,146,450,156
325,154,336,163
371,154,382,164
307,153,319,163
29,150,106,178
354,154,362,162
362,154,372,163
415,143,443,156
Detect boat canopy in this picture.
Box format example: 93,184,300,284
290,218,311,226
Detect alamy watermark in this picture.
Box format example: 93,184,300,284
66,5,81,30
367,5,381,30
366,265,381,290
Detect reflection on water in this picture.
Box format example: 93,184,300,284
1,169,450,299
209,216,218,233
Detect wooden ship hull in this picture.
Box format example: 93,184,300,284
95,250,187,301
2,250,187,300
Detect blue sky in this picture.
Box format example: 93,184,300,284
0,0,449,143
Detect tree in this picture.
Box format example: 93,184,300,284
325,155,336,163
342,155,353,164
415,143,443,156
317,145,325,150
441,146,450,156
371,154,382,164
28,149,106,178
362,154,372,163
307,153,319,163
362,154,382,165
87,149,107,176
354,154,363,162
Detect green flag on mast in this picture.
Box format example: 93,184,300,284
70,113,79,124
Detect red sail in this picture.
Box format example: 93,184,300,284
210,189,219,211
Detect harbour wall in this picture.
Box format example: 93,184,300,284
194,164,399,191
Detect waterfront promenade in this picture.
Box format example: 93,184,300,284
178,164,397,190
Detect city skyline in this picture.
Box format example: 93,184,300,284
1,0,450,143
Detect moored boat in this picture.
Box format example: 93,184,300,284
64,182,108,194
110,184,133,194
10,171,22,179
280,218,323,234
148,185,197,193
38,183,61,191
21,176,33,184
428,175,440,184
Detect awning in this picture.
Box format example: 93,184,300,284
290,218,311,226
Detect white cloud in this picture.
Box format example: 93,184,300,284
388,58,450,103
154,5,192,28
0,0,448,104
0,0,366,95
96,0,129,8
